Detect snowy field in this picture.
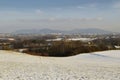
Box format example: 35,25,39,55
0,50,120,80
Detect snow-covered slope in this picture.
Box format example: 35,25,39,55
0,50,120,80
69,50,120,64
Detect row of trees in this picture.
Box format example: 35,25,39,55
9,37,120,57
26,40,113,57
47,41,110,57
25,39,120,57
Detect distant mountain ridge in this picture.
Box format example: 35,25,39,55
70,28,112,34
13,28,113,34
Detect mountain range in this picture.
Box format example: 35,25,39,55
13,28,113,34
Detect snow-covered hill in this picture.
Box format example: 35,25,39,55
0,50,120,80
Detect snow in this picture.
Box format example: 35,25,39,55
46,38,63,41
0,50,120,80
115,46,120,49
67,38,95,42
46,38,95,42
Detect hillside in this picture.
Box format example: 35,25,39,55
0,50,120,80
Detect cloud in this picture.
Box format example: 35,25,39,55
89,3,97,8
54,8,62,10
76,3,97,9
77,6,86,9
70,17,103,22
16,17,103,23
113,1,120,9
49,18,56,21
94,17,103,21
35,9,44,14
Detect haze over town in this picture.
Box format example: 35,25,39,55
0,0,120,33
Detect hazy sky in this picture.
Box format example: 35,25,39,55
0,0,120,33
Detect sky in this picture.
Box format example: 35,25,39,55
0,0,120,33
